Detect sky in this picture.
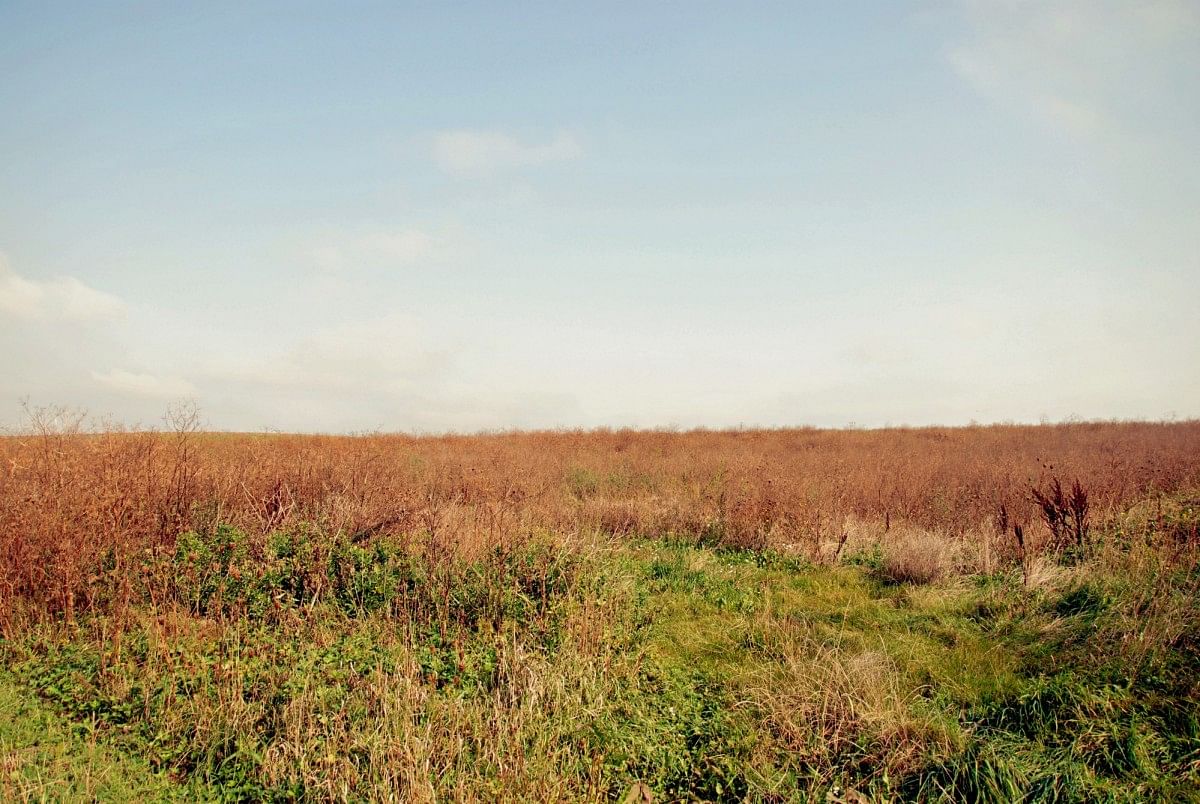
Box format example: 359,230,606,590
1,1,1198,432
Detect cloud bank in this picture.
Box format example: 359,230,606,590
0,255,126,322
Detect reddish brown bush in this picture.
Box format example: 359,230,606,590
2,414,1199,626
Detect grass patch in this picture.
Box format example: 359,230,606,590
0,677,199,802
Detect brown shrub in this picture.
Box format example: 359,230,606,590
2,411,1199,625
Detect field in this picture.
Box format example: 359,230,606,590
1,411,1199,802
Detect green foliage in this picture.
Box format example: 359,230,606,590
1052,581,1111,620
641,545,760,613
0,679,198,802
169,526,583,637
173,525,258,616
844,543,885,571
584,664,755,801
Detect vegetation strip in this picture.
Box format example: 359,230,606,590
0,420,1197,800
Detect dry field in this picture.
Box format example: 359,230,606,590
1,409,1198,801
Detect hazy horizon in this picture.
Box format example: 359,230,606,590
5,397,1196,439
3,2,1198,432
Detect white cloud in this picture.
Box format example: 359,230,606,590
945,44,1105,139
56,277,129,321
91,369,197,398
431,130,582,176
0,263,41,317
0,255,125,322
946,0,1198,141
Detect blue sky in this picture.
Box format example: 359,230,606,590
1,1,1197,431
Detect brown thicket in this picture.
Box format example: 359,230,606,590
2,409,1199,627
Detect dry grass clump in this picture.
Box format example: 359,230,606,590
747,626,953,785
879,530,954,585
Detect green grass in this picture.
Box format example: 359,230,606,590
1,503,1198,801
0,677,200,802
626,536,1199,801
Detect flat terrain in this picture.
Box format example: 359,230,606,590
0,421,1198,801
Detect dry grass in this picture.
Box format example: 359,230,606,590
2,409,1199,627
879,529,954,585
749,634,949,781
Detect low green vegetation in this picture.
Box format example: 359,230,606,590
0,678,195,801
1,499,1197,801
